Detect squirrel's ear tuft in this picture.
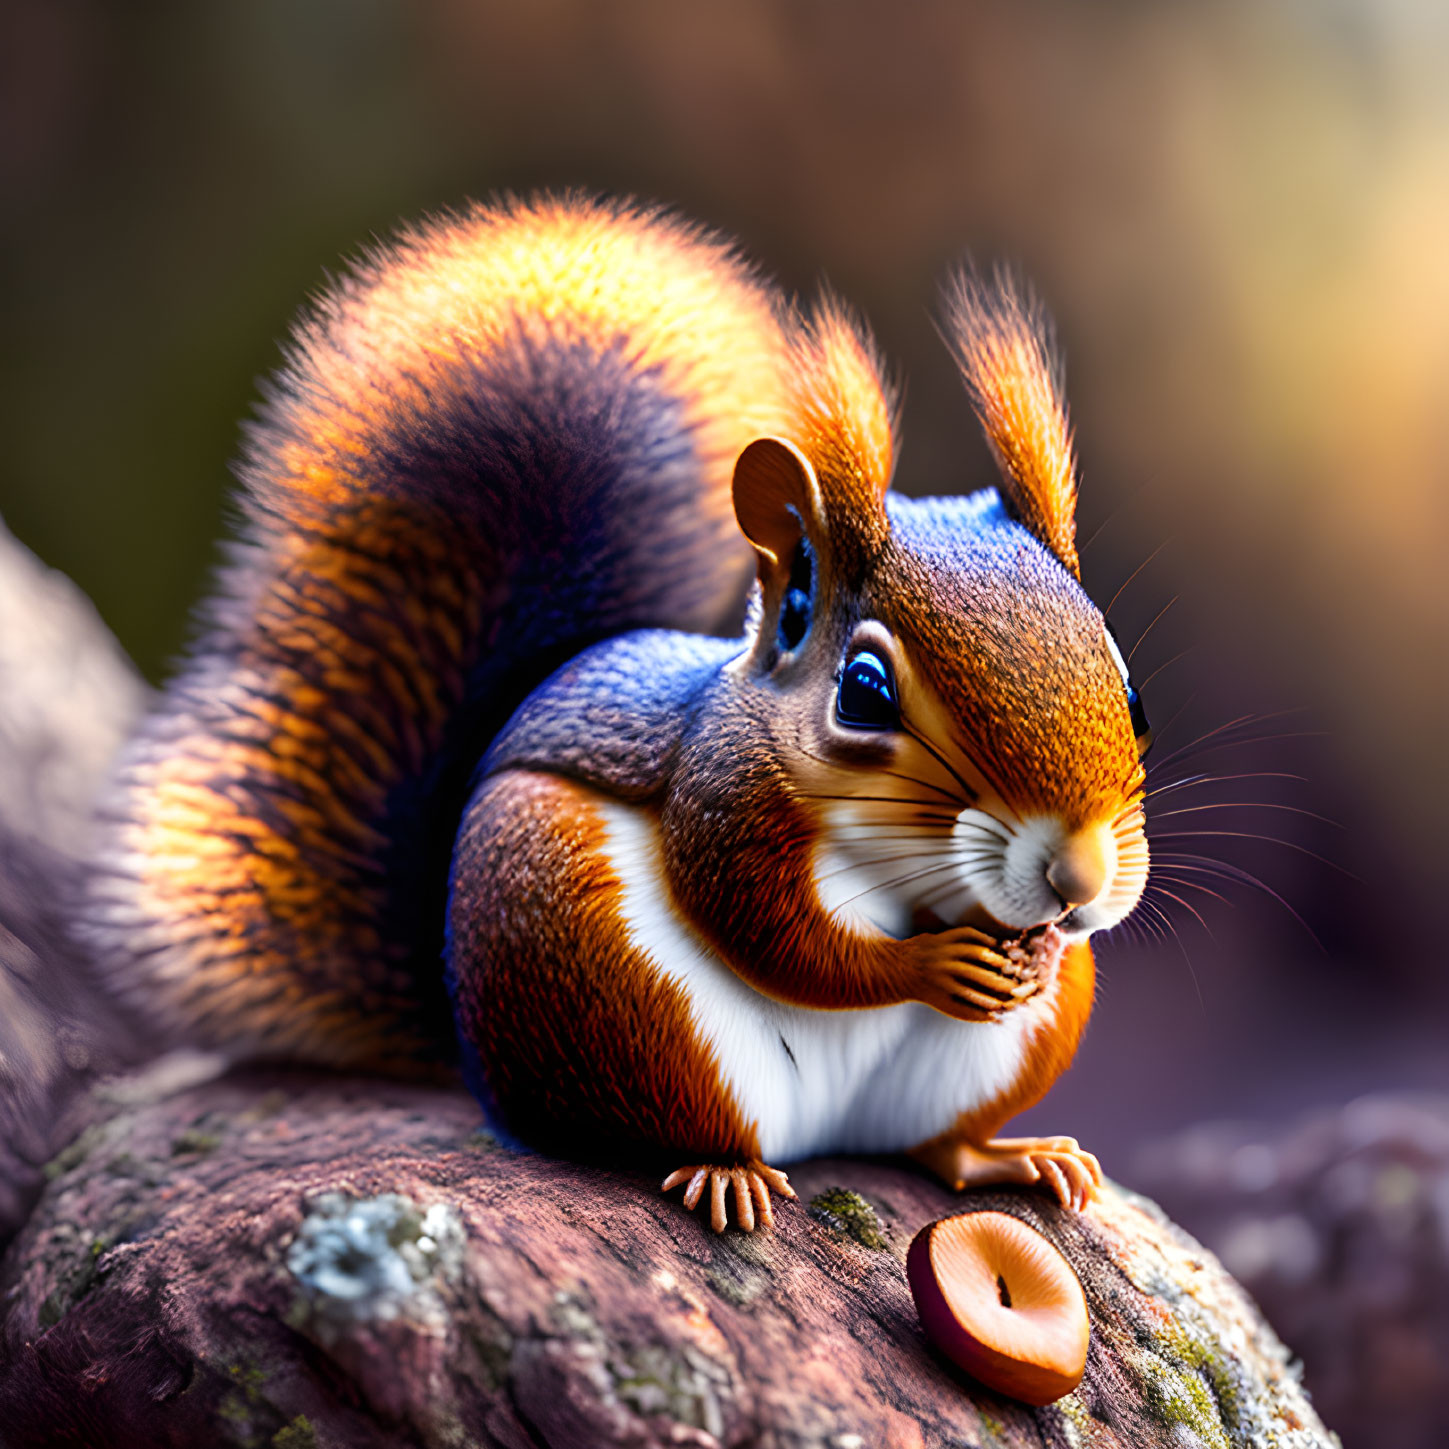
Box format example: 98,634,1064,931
732,436,825,572
793,294,899,503
942,266,1080,577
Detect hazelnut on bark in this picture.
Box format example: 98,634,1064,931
908,1210,1089,1405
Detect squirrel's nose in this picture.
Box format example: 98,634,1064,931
1045,830,1109,909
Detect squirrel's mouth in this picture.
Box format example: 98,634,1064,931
984,920,1062,977
985,920,1049,951
914,904,1045,946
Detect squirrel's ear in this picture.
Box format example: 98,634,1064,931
732,436,827,573
942,266,1080,577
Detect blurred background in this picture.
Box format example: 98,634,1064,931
2,1,1446,1438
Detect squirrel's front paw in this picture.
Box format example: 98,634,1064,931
911,927,1041,1022
661,1161,796,1233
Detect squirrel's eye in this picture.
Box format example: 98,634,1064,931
1127,684,1151,754
777,540,813,653
836,651,899,731
1105,626,1151,752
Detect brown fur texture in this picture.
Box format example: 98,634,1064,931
450,770,757,1164
83,195,801,1069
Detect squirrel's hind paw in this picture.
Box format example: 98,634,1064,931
662,1161,795,1233
911,1133,1103,1212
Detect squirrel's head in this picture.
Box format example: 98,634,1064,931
730,276,1149,950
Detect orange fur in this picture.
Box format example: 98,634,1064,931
123,498,483,1061
789,295,898,526
880,569,1146,825
943,267,1080,575
269,196,798,521
451,770,758,1163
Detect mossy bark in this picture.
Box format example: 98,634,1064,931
0,1063,1337,1449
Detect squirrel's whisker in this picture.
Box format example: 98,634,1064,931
1145,771,1214,798
792,746,964,806
931,724,1029,828
1147,873,1234,910
895,718,983,809
1134,646,1194,692
1126,594,1177,667
823,813,963,833
797,791,960,816
1122,910,1161,950
1139,908,1171,948
813,847,962,885
1078,475,1157,558
1149,801,1340,828
828,859,978,915
813,852,956,882
1150,729,1327,777
913,876,968,908
1165,914,1207,1015
890,770,974,804
1144,770,1307,801
1134,896,1175,947
1148,829,1354,879
1146,707,1316,773
1162,730,1329,770
1103,538,1172,619
1145,884,1215,938
1141,689,1199,752
1147,854,1324,949
954,820,1011,847
1146,711,1261,770
826,830,962,849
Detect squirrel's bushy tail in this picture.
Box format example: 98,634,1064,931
80,194,802,1071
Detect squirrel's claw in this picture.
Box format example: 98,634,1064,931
664,1166,711,1211
662,1161,795,1232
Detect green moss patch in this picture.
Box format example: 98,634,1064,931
808,1188,886,1249
272,1417,317,1449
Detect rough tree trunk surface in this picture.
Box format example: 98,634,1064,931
0,512,150,1239
0,1063,1335,1449
1137,1094,1449,1449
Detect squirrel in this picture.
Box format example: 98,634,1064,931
81,193,1152,1233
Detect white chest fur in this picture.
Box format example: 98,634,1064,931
598,802,1051,1164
